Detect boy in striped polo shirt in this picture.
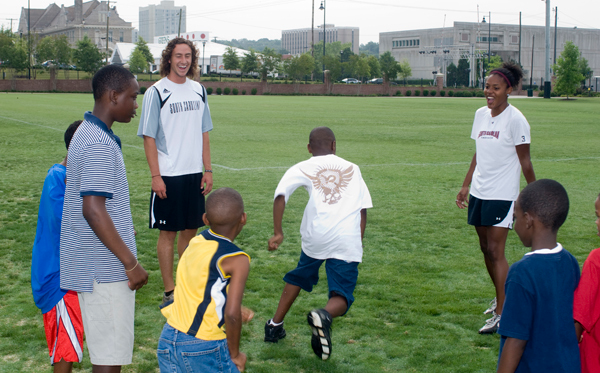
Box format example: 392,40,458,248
59,65,148,372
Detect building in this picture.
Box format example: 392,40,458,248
110,34,249,75
17,0,133,51
380,21,600,86
282,24,359,55
139,1,185,43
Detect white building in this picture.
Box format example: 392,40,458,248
110,36,248,75
282,24,359,55
139,1,185,43
380,21,600,86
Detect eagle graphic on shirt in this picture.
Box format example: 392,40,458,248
301,165,354,205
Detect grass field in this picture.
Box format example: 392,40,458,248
1,93,599,372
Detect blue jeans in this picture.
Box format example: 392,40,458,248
157,323,239,373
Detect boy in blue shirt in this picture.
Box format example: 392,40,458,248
31,120,82,372
497,179,580,373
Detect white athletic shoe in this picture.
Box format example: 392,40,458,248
479,312,500,334
483,297,497,315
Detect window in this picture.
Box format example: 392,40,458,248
461,33,469,42
477,36,499,43
511,35,519,44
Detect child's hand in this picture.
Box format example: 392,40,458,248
268,233,284,251
126,262,149,291
231,351,247,372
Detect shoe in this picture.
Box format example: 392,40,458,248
264,320,286,343
160,292,174,309
307,309,333,360
479,312,500,334
483,297,497,315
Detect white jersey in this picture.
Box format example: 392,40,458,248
138,77,213,177
470,104,531,201
274,154,373,262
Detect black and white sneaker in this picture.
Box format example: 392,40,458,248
307,309,333,360
264,320,286,343
479,312,500,334
483,297,497,315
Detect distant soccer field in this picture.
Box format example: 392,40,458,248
1,93,599,372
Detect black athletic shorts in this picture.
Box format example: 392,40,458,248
467,195,514,228
149,172,205,231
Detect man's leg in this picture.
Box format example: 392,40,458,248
176,228,198,258
157,230,177,292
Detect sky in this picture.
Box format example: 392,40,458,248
1,0,597,44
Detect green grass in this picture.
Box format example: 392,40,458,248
0,94,599,372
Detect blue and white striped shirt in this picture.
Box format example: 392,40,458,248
60,112,136,293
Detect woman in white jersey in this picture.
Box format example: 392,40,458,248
456,62,536,334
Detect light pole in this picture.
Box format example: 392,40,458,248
202,40,206,77
319,0,325,83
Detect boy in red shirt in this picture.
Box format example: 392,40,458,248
573,193,600,373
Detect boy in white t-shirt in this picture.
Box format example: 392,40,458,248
264,127,373,361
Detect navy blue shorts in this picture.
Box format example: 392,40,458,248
284,251,359,314
467,195,514,228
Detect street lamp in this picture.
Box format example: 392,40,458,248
202,40,206,77
319,0,325,83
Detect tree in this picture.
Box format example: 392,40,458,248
457,58,470,86
8,38,29,72
398,59,412,84
323,55,342,81
35,36,55,64
54,35,72,77
367,55,380,79
486,55,503,70
259,47,281,82
222,46,240,76
379,51,399,82
446,62,458,86
579,56,593,87
241,49,259,80
136,37,154,66
284,53,314,84
73,35,103,75
359,41,379,57
349,54,370,82
553,41,585,99
128,48,147,74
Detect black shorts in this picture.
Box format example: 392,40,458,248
149,173,205,231
467,195,514,228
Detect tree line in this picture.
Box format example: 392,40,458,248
221,41,411,84
0,28,106,77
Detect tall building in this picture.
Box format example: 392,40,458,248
282,24,359,55
139,1,185,43
17,0,133,49
380,21,600,85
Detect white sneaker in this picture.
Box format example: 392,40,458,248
483,297,497,315
479,312,500,334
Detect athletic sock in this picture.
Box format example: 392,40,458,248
269,319,283,327
164,290,174,297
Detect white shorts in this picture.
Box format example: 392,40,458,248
78,280,135,366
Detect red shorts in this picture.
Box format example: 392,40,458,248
42,291,84,364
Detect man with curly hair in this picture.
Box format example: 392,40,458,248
138,37,214,307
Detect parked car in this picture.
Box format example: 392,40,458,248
367,78,383,84
341,78,360,84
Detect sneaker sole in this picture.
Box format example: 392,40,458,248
308,311,331,360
